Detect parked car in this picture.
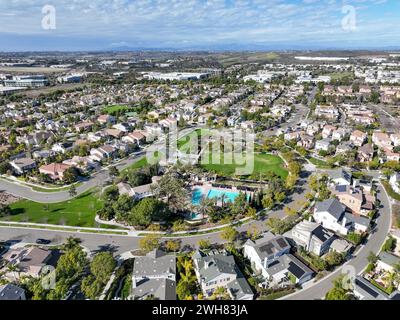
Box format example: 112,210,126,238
36,239,51,245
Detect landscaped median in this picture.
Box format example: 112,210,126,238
381,180,400,201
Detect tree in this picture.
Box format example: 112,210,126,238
90,252,116,284
274,191,286,203
246,207,257,219
102,185,119,202
129,198,166,227
325,276,352,300
139,234,161,252
69,184,77,198
246,224,261,241
81,275,103,300
63,167,80,184
382,236,397,252
262,194,274,210
0,204,11,217
63,237,82,250
165,240,181,252
230,192,249,216
109,166,119,177
198,239,211,250
56,246,88,279
151,174,188,212
367,251,378,264
113,194,135,222
220,226,239,243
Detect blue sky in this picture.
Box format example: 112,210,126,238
0,0,399,51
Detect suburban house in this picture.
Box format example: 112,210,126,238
315,139,331,152
131,249,176,300
290,220,335,256
330,169,352,186
376,252,400,273
357,143,374,163
372,131,393,150
313,198,370,235
74,121,93,133
39,163,72,180
243,232,291,278
63,156,100,172
117,178,160,200
322,125,337,139
9,157,37,175
51,142,73,154
192,250,254,300
0,284,26,300
1,247,52,279
262,254,314,286
122,131,146,145
350,130,367,147
353,276,400,300
90,145,117,162
331,185,375,217
97,114,116,125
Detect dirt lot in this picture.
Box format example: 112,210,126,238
22,83,87,98
0,67,69,74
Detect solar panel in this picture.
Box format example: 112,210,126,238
355,278,379,298
259,243,274,255
276,238,288,249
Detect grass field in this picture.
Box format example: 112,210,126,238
1,190,105,228
177,128,211,151
123,157,149,172
200,153,288,179
104,105,133,115
327,72,354,81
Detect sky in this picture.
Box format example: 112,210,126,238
0,0,399,51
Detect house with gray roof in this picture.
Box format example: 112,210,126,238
291,220,335,256
131,249,176,300
314,198,370,235
264,254,314,286
377,252,400,273
0,284,26,300
243,232,290,278
330,169,352,186
353,276,400,301
192,250,254,300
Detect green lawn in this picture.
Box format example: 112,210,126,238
123,157,149,172
2,190,105,228
104,105,133,115
382,180,400,201
308,157,331,168
201,153,288,179
327,72,354,81
177,128,211,150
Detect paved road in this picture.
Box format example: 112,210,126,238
283,183,392,300
0,127,196,203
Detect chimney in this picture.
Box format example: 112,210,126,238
342,217,347,227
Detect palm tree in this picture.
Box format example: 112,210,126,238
63,237,81,250
198,197,215,219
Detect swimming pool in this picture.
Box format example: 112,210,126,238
191,188,244,206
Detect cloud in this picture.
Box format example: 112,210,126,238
0,0,398,50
